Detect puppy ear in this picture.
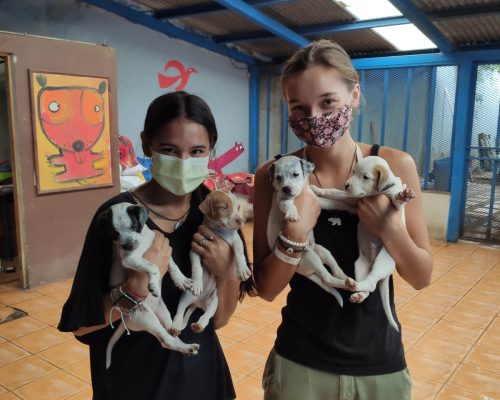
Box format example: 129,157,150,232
127,205,149,233
96,207,119,241
374,165,395,192
300,159,315,177
199,195,213,216
267,162,276,183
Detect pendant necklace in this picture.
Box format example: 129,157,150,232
306,143,358,189
130,190,190,231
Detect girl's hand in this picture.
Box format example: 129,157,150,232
282,186,321,242
358,195,404,239
192,225,235,280
125,231,171,296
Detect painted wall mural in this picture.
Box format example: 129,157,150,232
208,141,244,175
158,59,197,91
30,72,113,194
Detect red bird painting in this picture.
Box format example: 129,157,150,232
158,60,198,91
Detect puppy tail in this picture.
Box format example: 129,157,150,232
380,278,399,332
106,323,126,369
330,288,344,308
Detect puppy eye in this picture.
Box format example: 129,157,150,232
238,205,240,211
363,175,370,180
276,175,283,182
220,205,228,211
292,172,300,177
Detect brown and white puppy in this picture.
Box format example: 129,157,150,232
267,155,356,307
170,190,251,335
313,156,414,331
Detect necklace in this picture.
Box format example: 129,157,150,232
130,190,190,230
307,143,358,189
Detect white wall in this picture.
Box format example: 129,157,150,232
0,0,250,172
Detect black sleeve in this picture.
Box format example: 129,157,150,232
57,203,114,334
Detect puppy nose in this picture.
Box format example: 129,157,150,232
235,217,243,226
345,183,350,190
282,186,291,195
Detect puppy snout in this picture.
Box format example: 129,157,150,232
282,186,291,195
344,182,350,190
235,217,243,226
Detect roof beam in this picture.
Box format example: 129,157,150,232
213,0,310,48
80,0,257,65
154,0,294,20
215,16,409,43
388,0,455,53
428,3,500,20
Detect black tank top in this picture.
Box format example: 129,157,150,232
274,144,406,376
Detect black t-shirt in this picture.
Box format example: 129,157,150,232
58,189,235,400
275,144,406,375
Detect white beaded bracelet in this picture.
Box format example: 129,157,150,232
274,246,301,266
278,231,308,249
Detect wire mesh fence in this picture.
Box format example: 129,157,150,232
462,64,500,243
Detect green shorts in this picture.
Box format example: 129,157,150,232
262,349,412,400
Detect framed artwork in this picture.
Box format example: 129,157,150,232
30,71,113,194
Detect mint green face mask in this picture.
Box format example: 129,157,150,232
151,152,209,196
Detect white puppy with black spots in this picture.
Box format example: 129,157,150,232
312,156,415,331
170,190,251,336
99,202,200,369
267,155,356,306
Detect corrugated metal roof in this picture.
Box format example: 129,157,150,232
262,0,354,26
435,15,500,46
412,0,499,13
121,0,500,62
312,30,397,55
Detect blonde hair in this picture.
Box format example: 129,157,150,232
281,40,359,92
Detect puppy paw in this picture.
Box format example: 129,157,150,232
285,210,300,222
349,291,369,303
191,281,203,297
344,277,357,291
173,276,193,291
310,185,324,196
186,343,200,356
169,327,182,337
237,267,252,281
190,322,206,333
396,187,415,203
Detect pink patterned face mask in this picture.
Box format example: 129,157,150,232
288,103,352,149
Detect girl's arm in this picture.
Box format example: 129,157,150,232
252,161,320,302
358,149,433,290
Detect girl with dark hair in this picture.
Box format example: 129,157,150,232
58,91,251,400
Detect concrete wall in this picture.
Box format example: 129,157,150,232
422,191,451,241
0,0,250,173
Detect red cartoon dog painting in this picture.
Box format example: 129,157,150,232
36,74,107,183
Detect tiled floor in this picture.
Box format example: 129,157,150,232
0,224,499,399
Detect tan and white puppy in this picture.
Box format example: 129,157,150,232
313,156,414,331
267,155,356,307
100,202,200,369
170,190,251,335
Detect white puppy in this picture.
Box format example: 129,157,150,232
99,202,200,369
313,156,414,331
267,156,356,306
170,190,251,336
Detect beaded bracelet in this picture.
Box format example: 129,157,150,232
278,231,308,249
277,236,305,254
